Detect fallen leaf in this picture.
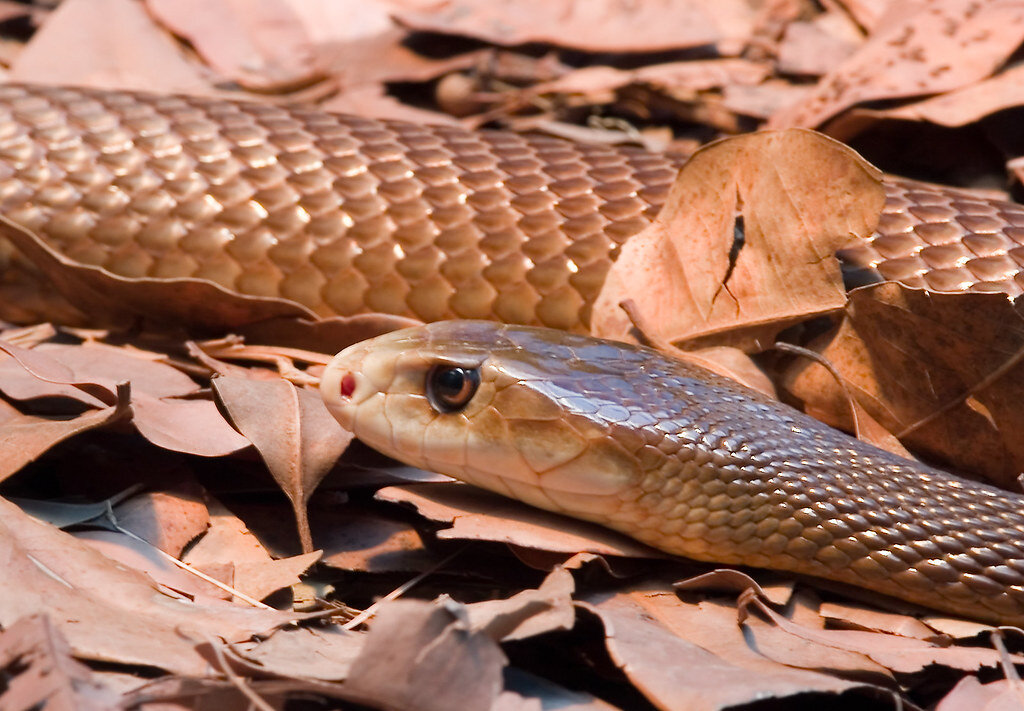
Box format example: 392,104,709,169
591,129,884,349
466,567,575,642
394,0,753,53
213,376,352,551
785,284,1024,487
0,615,119,711
770,1,1024,129
0,387,129,484
8,0,210,91
0,214,317,334
581,593,879,710
936,676,1024,711
344,597,506,711
0,496,293,675
147,0,322,91
111,483,210,557
741,592,1021,674
377,483,661,559
231,626,363,682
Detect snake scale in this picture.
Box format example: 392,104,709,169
3,84,1024,623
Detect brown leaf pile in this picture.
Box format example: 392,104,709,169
2,1,1024,710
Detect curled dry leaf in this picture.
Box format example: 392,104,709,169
936,676,1024,711
237,312,423,356
859,63,1024,129
184,500,324,601
212,376,353,552
592,129,884,350
0,340,249,458
785,284,1024,488
623,582,893,686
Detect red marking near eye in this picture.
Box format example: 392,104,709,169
340,373,356,398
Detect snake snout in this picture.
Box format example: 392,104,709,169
321,346,376,431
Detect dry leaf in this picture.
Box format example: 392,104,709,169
770,0,1024,129
785,284,1024,487
0,615,119,711
0,496,293,675
936,676,1024,711
582,593,878,710
466,567,575,642
111,484,210,558
861,63,1024,128
8,0,209,91
591,129,884,349
345,598,506,711
0,395,128,484
394,0,753,53
377,483,661,559
212,376,352,551
0,215,317,333
147,0,322,90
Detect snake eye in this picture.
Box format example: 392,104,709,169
426,365,480,413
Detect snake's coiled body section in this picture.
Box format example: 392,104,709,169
1,84,1024,331
323,322,1024,625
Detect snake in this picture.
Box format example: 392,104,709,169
321,321,1024,625
1,83,1024,623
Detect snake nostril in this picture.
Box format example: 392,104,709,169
340,373,356,398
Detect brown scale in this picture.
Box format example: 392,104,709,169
1,85,1024,330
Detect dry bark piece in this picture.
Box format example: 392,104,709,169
212,376,352,551
345,598,506,711
0,615,120,711
592,129,883,350
377,483,661,559
785,284,1024,487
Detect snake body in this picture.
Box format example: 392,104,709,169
2,84,1024,330
3,84,1024,622
322,321,1024,625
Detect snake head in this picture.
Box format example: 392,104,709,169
320,320,640,519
